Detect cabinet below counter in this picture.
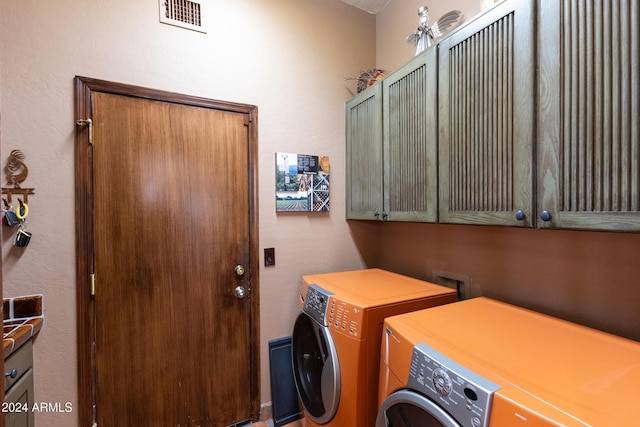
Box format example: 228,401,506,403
3,295,44,359
3,295,42,427
5,340,34,427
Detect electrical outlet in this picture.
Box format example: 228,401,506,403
264,248,276,266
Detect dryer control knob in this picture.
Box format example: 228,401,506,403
432,368,453,397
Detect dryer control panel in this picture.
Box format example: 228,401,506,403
409,343,501,427
303,284,334,325
327,299,363,338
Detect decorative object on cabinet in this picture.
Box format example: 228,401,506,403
346,69,387,94
275,153,329,212
406,7,462,55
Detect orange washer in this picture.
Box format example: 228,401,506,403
292,268,457,427
377,297,640,426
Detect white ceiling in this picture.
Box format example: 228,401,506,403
341,0,393,14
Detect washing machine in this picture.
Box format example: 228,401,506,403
291,268,458,427
377,297,640,426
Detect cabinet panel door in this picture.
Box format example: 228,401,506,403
438,0,535,226
5,369,35,427
346,84,383,220
383,47,438,222
538,0,640,231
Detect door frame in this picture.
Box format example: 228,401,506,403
74,76,260,425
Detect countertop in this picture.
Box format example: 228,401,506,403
3,295,44,359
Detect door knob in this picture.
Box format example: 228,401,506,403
234,285,246,299
234,264,245,277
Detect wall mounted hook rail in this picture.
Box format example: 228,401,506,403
2,149,35,204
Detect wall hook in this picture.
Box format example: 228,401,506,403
76,118,93,145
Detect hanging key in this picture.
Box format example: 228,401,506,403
13,200,31,247
4,210,20,227
14,226,31,247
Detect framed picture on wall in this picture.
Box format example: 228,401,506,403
275,152,330,212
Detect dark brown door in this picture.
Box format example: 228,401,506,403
75,78,259,427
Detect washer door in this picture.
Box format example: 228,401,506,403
292,312,340,424
376,389,461,427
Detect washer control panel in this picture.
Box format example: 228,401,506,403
408,343,501,427
303,284,334,325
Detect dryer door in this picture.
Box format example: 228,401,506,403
292,312,340,424
376,389,460,427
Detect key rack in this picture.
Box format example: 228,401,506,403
2,150,35,204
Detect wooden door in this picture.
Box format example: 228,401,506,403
383,46,438,222
345,83,384,220
538,0,640,231
75,78,259,426
438,0,535,226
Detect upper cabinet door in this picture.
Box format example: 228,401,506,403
538,0,640,231
438,0,535,226
346,83,384,220
383,46,438,222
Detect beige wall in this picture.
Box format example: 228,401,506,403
359,223,640,342
0,1,376,424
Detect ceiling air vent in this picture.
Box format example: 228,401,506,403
159,0,206,33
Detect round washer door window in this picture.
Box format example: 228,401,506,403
376,389,461,427
292,312,340,424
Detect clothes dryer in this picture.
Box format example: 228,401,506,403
291,268,457,427
377,297,640,426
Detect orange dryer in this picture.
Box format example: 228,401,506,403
291,268,457,427
377,297,640,426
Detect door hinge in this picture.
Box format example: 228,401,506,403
76,118,93,145
90,274,96,296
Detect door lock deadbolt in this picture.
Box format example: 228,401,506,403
234,265,245,277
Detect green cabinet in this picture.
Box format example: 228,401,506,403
346,0,640,232
4,341,35,427
345,81,383,220
346,47,438,222
438,0,535,227
537,0,640,231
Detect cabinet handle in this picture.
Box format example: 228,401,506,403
381,211,388,220
540,210,552,222
515,210,526,221
5,368,18,379
373,210,380,218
